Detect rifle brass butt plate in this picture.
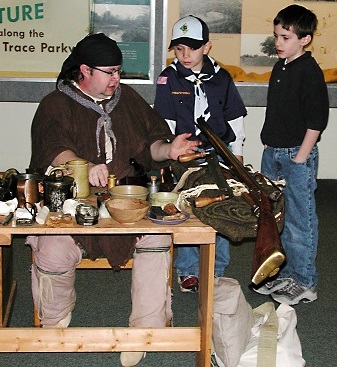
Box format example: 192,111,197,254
251,251,286,285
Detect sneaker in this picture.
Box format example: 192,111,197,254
253,278,292,295
178,275,198,293
271,280,317,305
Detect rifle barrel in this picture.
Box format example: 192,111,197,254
195,117,285,285
195,117,262,195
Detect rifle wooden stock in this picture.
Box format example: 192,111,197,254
195,117,285,285
251,193,285,284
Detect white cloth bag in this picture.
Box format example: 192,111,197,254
237,302,306,367
212,277,254,367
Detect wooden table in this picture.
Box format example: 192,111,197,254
0,203,216,367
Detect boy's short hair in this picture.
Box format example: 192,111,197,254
169,15,209,50
274,4,317,39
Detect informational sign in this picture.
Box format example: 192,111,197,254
0,0,90,78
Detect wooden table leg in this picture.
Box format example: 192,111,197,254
196,240,215,367
0,245,17,327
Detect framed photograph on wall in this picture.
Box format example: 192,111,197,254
91,0,154,80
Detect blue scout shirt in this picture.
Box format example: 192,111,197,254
154,56,247,148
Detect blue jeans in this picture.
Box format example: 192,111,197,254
261,145,319,288
174,234,230,278
175,148,232,278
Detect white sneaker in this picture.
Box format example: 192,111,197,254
253,278,292,295
271,280,317,305
120,351,146,366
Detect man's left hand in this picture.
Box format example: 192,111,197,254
169,133,201,160
89,163,109,187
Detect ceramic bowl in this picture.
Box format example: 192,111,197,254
150,191,179,208
105,198,150,224
109,185,149,200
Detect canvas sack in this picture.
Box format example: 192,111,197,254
237,302,306,367
212,277,254,367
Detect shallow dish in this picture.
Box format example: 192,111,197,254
146,211,189,225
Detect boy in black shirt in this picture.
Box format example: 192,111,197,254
255,4,329,305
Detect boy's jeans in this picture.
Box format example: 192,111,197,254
174,148,231,278
261,145,319,288
174,234,230,278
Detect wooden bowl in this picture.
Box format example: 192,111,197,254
105,198,150,224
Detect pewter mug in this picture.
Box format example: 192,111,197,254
43,171,75,212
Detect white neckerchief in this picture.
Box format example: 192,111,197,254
170,56,220,135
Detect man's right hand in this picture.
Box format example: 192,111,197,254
89,163,109,187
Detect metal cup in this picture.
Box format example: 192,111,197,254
16,174,40,208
